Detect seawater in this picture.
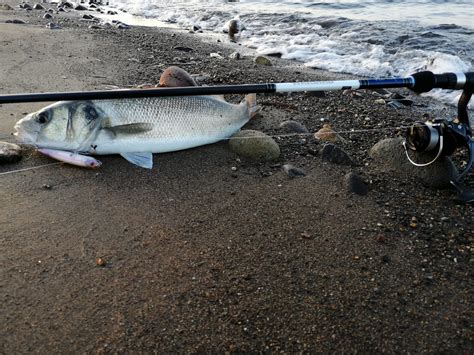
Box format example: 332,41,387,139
108,0,474,107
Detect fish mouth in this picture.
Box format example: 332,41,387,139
13,114,39,146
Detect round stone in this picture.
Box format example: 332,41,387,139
0,142,23,164
229,130,280,161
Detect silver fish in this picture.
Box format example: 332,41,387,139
14,94,257,168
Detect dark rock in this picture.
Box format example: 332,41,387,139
229,130,280,161
74,4,88,11
305,90,326,98
387,100,405,109
5,19,27,24
228,19,239,36
115,23,131,29
254,56,272,66
174,46,194,52
82,14,95,19
19,3,32,10
88,24,102,29
107,10,117,15
344,172,368,195
0,142,22,164
282,164,306,178
394,98,413,106
321,144,356,166
33,3,45,10
57,7,65,12
279,120,309,134
45,22,61,29
43,13,53,19
369,137,458,188
61,2,74,9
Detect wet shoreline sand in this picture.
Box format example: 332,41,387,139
0,3,472,353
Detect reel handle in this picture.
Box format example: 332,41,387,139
411,71,474,93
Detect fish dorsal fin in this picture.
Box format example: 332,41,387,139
120,152,153,169
102,122,154,136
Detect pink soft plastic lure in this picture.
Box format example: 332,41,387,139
38,149,102,169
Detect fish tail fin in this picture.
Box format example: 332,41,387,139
245,93,259,118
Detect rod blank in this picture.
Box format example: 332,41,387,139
0,71,471,104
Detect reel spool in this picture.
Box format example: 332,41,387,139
403,90,473,202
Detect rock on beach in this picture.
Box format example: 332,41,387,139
229,130,280,161
0,142,22,164
369,137,458,188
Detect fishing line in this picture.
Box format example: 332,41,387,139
0,162,61,176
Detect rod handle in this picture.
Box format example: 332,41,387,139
411,71,474,93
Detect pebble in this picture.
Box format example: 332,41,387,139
210,52,223,59
159,66,197,87
374,98,386,105
41,184,52,190
95,258,107,267
314,123,339,142
174,46,194,52
369,137,458,188
0,142,22,164
304,90,326,98
387,100,404,109
279,120,309,134
254,56,272,66
61,2,74,9
19,3,32,10
74,4,88,11
344,172,368,195
5,19,27,24
282,164,306,178
115,23,131,30
321,144,356,166
45,22,61,29
229,51,241,60
229,130,280,161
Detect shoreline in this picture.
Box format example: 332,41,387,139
1,2,472,353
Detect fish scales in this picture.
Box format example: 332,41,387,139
92,96,250,153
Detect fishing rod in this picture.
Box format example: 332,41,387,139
0,71,472,103
1,70,473,201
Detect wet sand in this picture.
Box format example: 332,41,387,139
0,3,472,353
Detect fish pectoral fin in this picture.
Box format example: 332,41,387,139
120,152,153,169
102,122,154,136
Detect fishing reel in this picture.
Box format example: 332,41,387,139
403,90,473,203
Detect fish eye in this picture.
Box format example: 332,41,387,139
84,105,98,121
36,112,49,124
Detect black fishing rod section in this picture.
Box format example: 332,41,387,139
0,71,472,104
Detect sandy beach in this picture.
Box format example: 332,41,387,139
0,2,472,353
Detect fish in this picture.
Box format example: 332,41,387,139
14,94,257,169
38,148,102,169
